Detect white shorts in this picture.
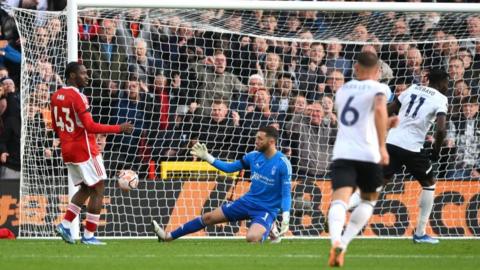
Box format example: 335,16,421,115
67,155,107,187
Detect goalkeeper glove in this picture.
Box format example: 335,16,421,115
279,211,290,236
190,143,215,164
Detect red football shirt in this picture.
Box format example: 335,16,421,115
51,86,121,163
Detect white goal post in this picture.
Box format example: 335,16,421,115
12,0,480,239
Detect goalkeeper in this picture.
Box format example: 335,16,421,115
152,126,291,243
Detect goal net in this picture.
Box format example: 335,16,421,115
10,3,480,238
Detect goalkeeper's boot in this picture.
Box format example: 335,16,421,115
152,220,168,242
81,236,107,245
328,241,345,267
56,224,75,244
413,234,439,244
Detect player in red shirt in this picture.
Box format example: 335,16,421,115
52,62,133,245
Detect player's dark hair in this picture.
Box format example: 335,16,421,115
356,51,378,68
428,68,449,86
65,62,83,80
259,126,279,141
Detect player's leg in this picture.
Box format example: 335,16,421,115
407,151,439,244
56,165,91,244
327,160,357,267
247,210,276,243
153,203,232,242
80,155,108,245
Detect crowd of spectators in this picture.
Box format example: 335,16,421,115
0,0,479,183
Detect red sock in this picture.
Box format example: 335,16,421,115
85,213,100,235
64,203,81,222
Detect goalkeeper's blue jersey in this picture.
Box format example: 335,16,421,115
212,150,292,214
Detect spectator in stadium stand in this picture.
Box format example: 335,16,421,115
405,47,424,84
458,47,479,86
260,14,280,36
78,10,99,41
298,10,327,36
190,99,241,160
271,72,295,117
158,19,193,73
423,29,446,68
298,42,327,98
0,79,6,118
343,23,370,60
238,36,269,85
390,18,410,39
441,34,460,69
323,69,345,95
5,0,48,10
445,95,480,180
193,49,246,116
449,80,472,121
97,80,121,124
325,38,352,81
261,52,283,90
283,14,302,37
117,9,150,56
149,73,172,133
108,79,151,174
360,45,394,84
460,15,480,57
33,60,63,93
169,70,196,117
0,77,19,120
33,82,53,130
0,66,9,79
385,34,410,77
127,38,163,86
241,87,276,153
447,57,467,98
321,94,337,128
296,29,314,67
231,73,264,116
81,18,128,89
284,101,336,203
0,87,20,179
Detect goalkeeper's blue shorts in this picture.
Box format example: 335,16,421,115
221,198,276,240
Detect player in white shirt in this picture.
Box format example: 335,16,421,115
384,69,448,244
327,51,390,267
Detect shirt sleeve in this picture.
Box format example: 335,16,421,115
71,92,90,116
211,159,244,173
280,157,292,212
436,96,448,115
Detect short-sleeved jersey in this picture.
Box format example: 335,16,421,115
240,151,292,213
332,79,390,163
386,84,448,152
50,86,98,163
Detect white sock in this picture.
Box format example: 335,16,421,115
328,200,347,245
61,220,71,229
347,190,361,210
415,185,435,237
341,200,376,250
84,229,94,239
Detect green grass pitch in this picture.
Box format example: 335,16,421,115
0,239,478,270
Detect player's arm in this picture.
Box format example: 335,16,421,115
72,94,133,134
190,143,245,173
432,113,447,156
78,110,133,134
279,160,292,236
387,96,401,116
374,93,389,165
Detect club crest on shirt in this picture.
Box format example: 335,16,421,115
271,166,277,175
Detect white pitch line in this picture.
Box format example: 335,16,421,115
1,254,478,260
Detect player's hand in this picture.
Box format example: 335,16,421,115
190,143,215,164
0,152,9,163
120,122,134,134
388,115,399,129
279,211,290,236
379,147,389,165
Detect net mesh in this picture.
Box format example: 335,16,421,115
10,5,480,238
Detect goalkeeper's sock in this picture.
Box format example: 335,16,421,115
61,203,81,229
415,185,435,237
84,213,100,239
341,200,376,250
328,200,347,245
347,190,361,210
170,217,206,239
